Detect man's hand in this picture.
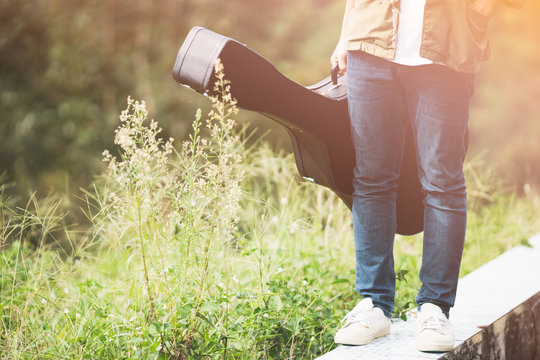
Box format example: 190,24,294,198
331,41,348,76
332,0,355,76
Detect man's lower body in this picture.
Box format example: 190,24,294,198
335,51,474,351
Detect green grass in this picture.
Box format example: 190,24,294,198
1,65,539,359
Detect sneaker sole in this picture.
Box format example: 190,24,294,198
335,327,390,346
416,341,454,352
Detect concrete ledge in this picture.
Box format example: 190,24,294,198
440,291,540,360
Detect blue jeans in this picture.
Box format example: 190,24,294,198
347,51,474,318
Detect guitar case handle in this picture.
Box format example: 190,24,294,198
331,63,340,86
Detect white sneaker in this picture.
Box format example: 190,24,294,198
416,303,455,352
334,297,391,345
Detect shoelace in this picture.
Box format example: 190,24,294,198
421,315,448,334
342,307,370,328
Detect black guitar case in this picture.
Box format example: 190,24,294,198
172,26,424,236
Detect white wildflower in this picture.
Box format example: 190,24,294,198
115,127,135,149
290,221,299,234
102,149,112,161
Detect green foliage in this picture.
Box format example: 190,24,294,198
1,64,347,358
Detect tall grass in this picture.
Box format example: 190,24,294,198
1,62,539,359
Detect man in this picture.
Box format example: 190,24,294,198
330,0,525,352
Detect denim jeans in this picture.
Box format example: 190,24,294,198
347,51,474,318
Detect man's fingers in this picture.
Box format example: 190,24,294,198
333,55,347,75
330,58,347,75
331,43,348,75
338,57,347,75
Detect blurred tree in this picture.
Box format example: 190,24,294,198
469,1,540,191
0,0,538,205
0,0,337,198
